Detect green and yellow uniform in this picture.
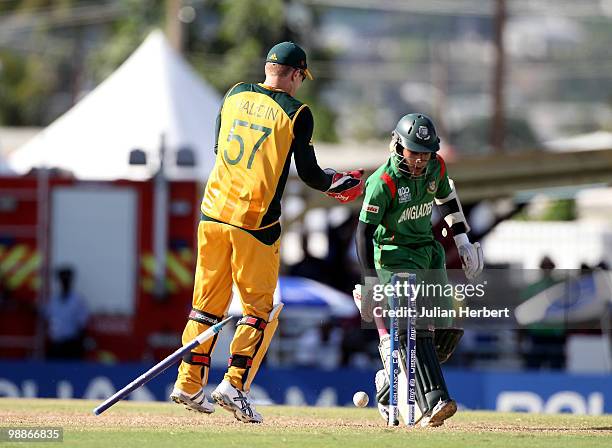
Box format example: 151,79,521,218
204,82,308,230
176,82,331,394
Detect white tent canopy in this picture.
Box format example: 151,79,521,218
0,154,15,175
8,30,221,180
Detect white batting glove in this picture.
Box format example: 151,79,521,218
353,284,374,322
454,233,484,280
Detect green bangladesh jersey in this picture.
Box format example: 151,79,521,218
359,155,452,247
359,155,454,326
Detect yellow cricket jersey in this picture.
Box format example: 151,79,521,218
202,83,307,230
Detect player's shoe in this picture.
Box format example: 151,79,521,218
211,380,263,423
170,387,215,414
420,399,457,428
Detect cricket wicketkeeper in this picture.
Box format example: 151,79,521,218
170,42,364,423
353,113,483,427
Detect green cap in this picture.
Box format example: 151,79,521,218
266,41,313,80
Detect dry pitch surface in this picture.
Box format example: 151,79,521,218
1,398,611,447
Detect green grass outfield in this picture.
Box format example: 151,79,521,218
1,398,611,448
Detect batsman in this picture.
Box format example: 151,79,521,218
354,113,483,427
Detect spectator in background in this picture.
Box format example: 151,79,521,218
288,232,331,285
519,256,566,370
326,210,360,293
44,266,89,359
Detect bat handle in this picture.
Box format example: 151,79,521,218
374,314,388,337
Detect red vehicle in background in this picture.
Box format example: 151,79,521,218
0,174,201,362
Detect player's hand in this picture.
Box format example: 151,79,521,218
352,284,374,322
454,234,483,280
325,169,365,203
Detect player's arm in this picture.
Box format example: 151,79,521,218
434,156,483,279
356,221,376,273
353,177,390,320
292,106,364,202
356,176,390,276
292,106,332,190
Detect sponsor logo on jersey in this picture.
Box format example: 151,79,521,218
398,186,411,203
417,126,430,141
398,200,434,223
363,203,379,214
427,180,437,194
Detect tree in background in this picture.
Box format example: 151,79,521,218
451,117,540,155
0,0,84,125
514,198,576,222
0,48,56,125
186,0,285,90
0,0,154,125
87,0,163,83
0,0,337,141
186,0,338,142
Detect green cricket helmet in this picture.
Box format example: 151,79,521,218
390,113,440,178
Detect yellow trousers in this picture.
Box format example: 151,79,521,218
175,220,280,394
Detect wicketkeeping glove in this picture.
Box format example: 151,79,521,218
324,169,365,203
454,233,484,280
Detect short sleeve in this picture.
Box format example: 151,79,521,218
359,175,391,225
435,155,452,199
